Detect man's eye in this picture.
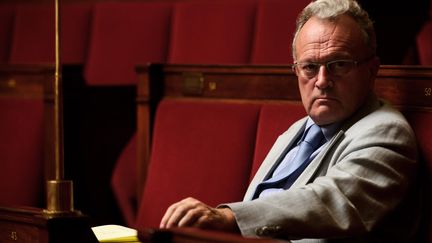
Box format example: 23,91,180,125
301,64,318,72
331,61,355,71
333,61,349,68
333,61,345,67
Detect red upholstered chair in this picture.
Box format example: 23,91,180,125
111,134,138,227
84,2,172,86
250,103,306,180
113,0,255,225
250,0,310,64
168,0,256,64
99,1,172,226
0,98,45,207
135,99,261,228
417,20,432,65
9,3,92,64
0,4,15,63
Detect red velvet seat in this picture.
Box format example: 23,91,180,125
135,99,261,228
0,4,15,63
9,3,92,64
0,98,45,207
84,2,172,86
168,0,256,64
250,0,310,64
251,103,306,180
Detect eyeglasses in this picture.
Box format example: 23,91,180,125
292,56,374,79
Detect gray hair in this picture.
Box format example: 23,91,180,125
292,0,376,60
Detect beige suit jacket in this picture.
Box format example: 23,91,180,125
225,96,421,242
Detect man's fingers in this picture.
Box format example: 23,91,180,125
177,207,203,227
158,197,238,232
160,197,200,228
160,204,174,228
160,201,185,228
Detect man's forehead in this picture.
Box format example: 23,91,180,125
295,15,365,58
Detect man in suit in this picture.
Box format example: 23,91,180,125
159,0,420,241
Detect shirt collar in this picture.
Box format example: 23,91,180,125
305,117,340,142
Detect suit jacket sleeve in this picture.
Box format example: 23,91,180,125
223,104,418,240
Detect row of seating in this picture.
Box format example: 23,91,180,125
0,0,303,87
0,0,309,222
0,0,306,216
1,0,431,87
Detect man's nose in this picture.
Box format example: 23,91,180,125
315,65,333,89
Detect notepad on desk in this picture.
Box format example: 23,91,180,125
91,224,140,243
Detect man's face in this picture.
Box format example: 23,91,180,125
294,15,379,126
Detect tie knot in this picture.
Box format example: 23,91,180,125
303,124,324,148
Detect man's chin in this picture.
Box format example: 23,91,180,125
309,108,342,125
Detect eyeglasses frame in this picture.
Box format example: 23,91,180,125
291,55,376,79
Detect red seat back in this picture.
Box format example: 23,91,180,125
168,0,256,64
84,2,172,86
0,98,45,207
111,134,138,227
250,0,309,64
61,3,93,64
135,99,261,228
9,4,54,64
251,103,305,180
417,20,432,65
9,3,92,64
0,4,15,63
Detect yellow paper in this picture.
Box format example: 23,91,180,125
91,224,139,243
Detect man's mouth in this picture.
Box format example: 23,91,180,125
314,96,336,102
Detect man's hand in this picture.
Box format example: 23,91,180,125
159,197,239,233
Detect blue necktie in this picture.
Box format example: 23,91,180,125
253,124,325,199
